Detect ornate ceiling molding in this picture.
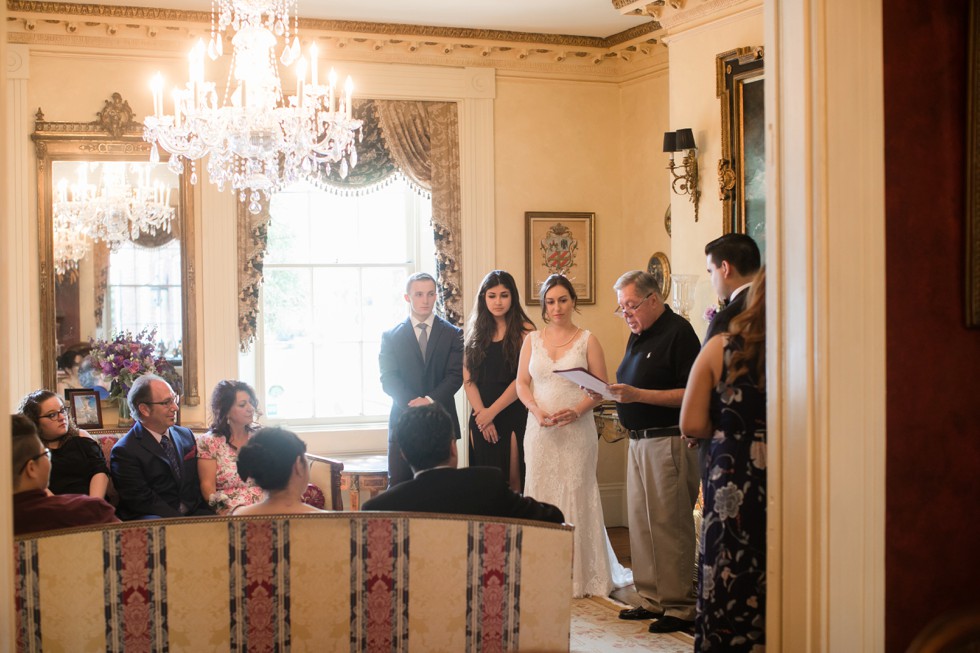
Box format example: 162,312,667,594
6,0,667,76
651,0,759,31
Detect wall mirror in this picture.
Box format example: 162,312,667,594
32,93,199,406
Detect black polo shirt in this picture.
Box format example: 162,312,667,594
615,305,701,430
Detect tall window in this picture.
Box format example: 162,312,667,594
107,240,182,350
258,178,434,424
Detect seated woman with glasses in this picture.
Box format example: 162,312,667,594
197,380,264,515
235,427,325,516
17,389,110,499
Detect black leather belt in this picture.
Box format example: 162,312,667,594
628,426,682,439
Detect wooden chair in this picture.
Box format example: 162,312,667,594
305,453,345,510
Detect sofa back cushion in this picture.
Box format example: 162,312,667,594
14,513,573,651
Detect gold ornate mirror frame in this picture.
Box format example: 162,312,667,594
32,94,200,405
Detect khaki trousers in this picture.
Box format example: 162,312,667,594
627,436,699,620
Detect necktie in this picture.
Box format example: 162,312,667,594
160,432,182,479
418,323,428,361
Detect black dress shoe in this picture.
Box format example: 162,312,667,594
648,616,695,634
618,606,663,620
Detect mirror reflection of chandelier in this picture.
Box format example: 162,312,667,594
52,162,175,277
142,0,363,214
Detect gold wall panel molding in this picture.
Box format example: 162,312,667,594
6,10,665,77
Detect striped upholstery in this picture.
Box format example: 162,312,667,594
14,513,573,652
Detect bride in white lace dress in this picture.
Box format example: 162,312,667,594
516,274,633,598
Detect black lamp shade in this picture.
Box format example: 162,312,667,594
675,128,696,151
662,131,677,153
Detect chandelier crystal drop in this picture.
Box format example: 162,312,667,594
52,162,176,276
143,0,362,214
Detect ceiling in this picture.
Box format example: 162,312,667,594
86,0,654,39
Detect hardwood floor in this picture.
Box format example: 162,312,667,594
608,526,631,567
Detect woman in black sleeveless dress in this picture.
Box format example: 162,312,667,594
463,271,535,491
681,268,767,652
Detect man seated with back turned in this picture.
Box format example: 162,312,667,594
110,374,213,520
362,404,565,524
12,414,119,535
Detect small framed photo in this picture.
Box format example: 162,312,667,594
65,389,103,430
525,211,596,305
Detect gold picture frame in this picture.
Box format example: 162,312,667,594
647,252,672,299
525,212,595,305
717,46,766,258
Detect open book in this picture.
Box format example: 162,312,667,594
553,367,615,401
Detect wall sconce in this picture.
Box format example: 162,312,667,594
663,128,701,222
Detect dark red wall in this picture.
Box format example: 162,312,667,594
884,1,980,650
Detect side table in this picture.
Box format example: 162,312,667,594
333,454,389,511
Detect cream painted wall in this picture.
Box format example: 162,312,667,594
491,71,671,525
493,73,659,375
665,6,764,340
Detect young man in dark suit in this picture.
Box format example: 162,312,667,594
110,374,213,519
379,272,463,487
703,233,761,342
362,404,564,524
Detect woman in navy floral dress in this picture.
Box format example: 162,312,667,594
681,267,767,652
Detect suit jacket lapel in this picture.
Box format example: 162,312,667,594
135,423,178,480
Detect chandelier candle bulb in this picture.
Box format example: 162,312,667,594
309,42,318,86
151,74,164,117
173,88,181,128
295,57,306,108
344,76,353,119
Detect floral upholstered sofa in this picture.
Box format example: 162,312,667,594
14,513,574,651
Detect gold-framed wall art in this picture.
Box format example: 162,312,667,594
717,46,766,258
525,211,595,305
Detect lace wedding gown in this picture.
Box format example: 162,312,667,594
523,330,633,598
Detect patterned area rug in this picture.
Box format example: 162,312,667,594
571,595,694,652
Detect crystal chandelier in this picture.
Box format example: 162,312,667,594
143,0,362,214
52,162,176,276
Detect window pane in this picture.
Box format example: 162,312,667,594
260,178,433,424
106,240,182,348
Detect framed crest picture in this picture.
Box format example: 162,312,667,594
525,212,595,305
65,388,103,430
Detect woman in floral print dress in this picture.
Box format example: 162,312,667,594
681,268,767,652
197,380,264,514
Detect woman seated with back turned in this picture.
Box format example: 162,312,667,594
235,427,325,516
197,380,264,514
18,389,109,499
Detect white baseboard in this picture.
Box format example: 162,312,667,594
599,482,627,528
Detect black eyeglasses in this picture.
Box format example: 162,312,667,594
39,407,69,420
141,394,180,408
614,294,654,317
19,448,51,473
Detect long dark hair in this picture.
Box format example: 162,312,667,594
726,266,766,389
464,270,535,378
208,380,259,439
18,389,80,442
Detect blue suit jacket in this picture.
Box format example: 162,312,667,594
110,422,212,520
379,315,464,439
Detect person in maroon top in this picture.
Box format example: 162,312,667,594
11,414,118,536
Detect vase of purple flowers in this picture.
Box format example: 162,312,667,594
89,328,183,427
